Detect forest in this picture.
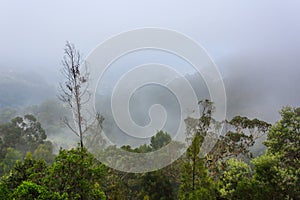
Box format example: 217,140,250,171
0,100,299,199
0,43,299,200
1,0,300,199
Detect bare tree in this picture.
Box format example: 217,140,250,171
59,41,90,149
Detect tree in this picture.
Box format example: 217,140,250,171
59,42,90,149
206,116,270,179
0,115,47,157
264,106,300,165
2,152,47,190
216,158,267,200
218,158,251,199
107,131,180,199
179,100,216,199
140,131,175,199
140,170,174,200
252,106,300,199
33,142,54,163
43,147,106,200
11,181,49,200
0,147,22,175
251,153,282,199
150,130,171,151
179,133,215,200
0,180,12,200
58,43,105,199
103,168,133,200
0,148,106,200
25,98,70,137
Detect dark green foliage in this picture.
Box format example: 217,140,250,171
251,106,300,199
114,131,178,199
121,130,172,153
215,107,300,199
0,106,299,199
0,147,22,175
4,152,47,189
12,181,48,200
43,147,106,200
251,153,282,199
264,106,300,164
103,169,133,200
0,147,106,200
10,181,69,200
150,130,171,150
0,115,47,156
0,180,12,200
140,170,174,200
179,134,216,200
0,115,51,177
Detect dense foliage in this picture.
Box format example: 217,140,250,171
0,105,299,199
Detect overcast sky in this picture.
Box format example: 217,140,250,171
0,0,300,122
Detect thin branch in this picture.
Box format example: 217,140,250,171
62,117,79,137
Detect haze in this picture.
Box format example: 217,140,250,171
0,0,300,123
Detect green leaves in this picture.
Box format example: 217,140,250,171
218,158,251,199
12,181,48,200
43,147,106,200
251,106,300,199
265,106,300,161
0,106,299,199
0,147,106,200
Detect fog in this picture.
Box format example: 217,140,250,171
0,1,300,147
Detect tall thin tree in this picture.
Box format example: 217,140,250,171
59,41,90,149
179,99,216,199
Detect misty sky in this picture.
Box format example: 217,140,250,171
0,0,300,123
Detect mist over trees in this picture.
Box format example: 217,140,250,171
0,69,56,109
0,43,299,199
